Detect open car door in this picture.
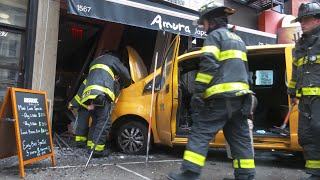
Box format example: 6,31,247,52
155,35,180,146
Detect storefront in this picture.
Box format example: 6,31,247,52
0,0,279,128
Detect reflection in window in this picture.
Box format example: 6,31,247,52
0,0,29,27
160,43,175,88
0,31,21,67
0,31,22,106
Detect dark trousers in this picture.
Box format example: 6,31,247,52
75,107,91,141
182,97,255,179
89,99,111,150
299,97,320,176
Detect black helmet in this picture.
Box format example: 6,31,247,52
197,2,235,25
292,2,320,23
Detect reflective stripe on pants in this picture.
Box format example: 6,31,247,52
299,97,320,176
181,97,255,179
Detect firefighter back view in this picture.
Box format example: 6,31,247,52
81,50,131,158
288,2,320,180
167,2,255,180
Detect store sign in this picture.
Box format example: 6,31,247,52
0,31,8,37
67,0,276,45
150,14,206,37
161,0,223,11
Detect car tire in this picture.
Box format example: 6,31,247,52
116,121,149,155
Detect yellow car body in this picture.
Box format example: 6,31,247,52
112,36,302,154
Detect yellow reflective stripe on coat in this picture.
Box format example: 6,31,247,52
219,50,247,61
203,82,249,98
301,87,320,96
233,159,255,168
82,85,115,101
296,90,302,98
306,160,320,168
201,46,220,59
87,140,93,147
288,81,296,88
183,150,206,167
83,79,87,85
75,95,81,104
75,95,88,109
294,56,320,66
90,143,105,151
75,136,87,142
89,64,115,80
195,73,214,84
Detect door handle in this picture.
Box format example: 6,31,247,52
166,85,169,93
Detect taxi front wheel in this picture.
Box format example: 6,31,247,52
116,121,149,155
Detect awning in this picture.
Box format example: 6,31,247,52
67,0,276,45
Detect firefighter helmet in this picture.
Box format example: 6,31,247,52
292,2,320,23
197,2,235,25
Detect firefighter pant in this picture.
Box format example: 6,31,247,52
89,99,111,152
182,97,255,179
298,97,320,176
75,107,93,146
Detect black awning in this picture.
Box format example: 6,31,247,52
67,0,276,45
67,0,206,38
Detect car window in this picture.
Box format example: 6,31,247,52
254,70,274,86
160,42,175,89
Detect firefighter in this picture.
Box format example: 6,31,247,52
168,2,255,180
81,50,131,158
288,2,320,179
69,79,95,149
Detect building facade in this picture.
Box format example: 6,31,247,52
0,0,306,124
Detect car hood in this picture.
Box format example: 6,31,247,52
126,46,148,83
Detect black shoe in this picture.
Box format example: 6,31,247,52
167,170,200,180
223,175,255,180
75,141,86,148
92,149,111,158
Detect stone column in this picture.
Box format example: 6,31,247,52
32,0,60,121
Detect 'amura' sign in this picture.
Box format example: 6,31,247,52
150,14,207,37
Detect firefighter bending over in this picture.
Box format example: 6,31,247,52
81,50,131,158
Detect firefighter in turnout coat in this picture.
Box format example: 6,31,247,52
81,51,131,158
168,2,255,180
288,2,320,180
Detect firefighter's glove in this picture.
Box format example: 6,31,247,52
190,93,205,109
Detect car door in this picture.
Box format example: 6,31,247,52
155,35,180,146
284,46,300,149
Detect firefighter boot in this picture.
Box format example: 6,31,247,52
92,148,111,158
223,175,255,180
167,170,200,180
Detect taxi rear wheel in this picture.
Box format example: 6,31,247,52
116,121,148,155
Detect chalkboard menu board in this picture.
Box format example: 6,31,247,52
15,92,52,160
0,88,55,178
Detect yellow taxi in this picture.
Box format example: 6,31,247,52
112,35,302,154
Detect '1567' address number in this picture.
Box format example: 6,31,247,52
77,5,91,13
